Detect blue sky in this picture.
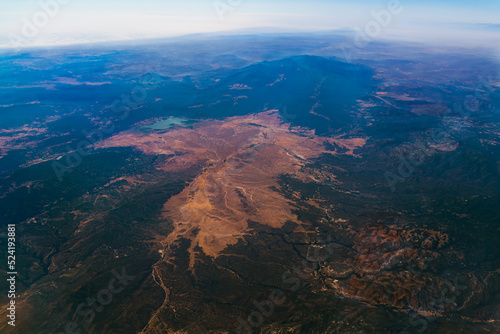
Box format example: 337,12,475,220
1,0,499,48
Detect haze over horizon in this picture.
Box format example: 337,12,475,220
1,0,500,50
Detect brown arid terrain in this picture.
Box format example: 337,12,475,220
98,111,366,268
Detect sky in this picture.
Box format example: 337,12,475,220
1,0,499,48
